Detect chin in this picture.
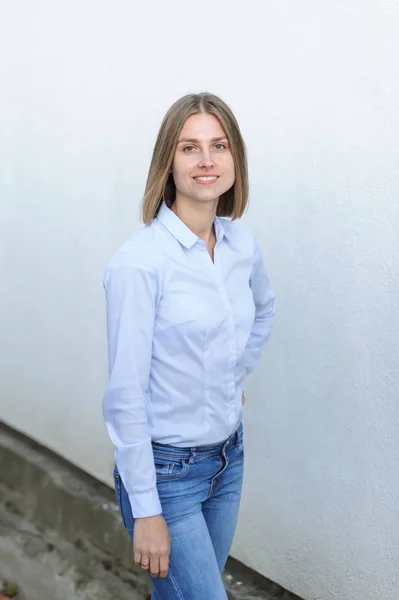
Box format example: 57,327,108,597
196,194,220,204
196,188,226,201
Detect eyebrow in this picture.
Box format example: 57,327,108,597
177,136,228,144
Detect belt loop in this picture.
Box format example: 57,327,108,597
189,447,196,465
234,428,239,446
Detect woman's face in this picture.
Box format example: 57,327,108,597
172,112,235,208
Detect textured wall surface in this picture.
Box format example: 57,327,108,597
1,2,398,599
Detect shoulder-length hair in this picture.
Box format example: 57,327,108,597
141,92,248,225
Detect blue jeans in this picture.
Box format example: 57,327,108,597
113,422,244,599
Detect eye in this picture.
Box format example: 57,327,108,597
183,145,195,152
214,143,226,150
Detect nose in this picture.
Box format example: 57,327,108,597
198,149,215,169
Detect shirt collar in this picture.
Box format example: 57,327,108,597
214,215,227,244
156,202,227,249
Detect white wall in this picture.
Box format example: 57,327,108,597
1,2,398,599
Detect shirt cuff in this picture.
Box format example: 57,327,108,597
129,488,162,518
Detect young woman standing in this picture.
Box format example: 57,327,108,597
103,92,275,599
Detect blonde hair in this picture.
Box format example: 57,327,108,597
141,92,248,225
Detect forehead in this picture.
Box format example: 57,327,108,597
179,113,227,140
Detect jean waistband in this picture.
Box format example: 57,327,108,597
151,422,243,458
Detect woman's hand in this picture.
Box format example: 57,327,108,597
242,392,246,405
133,514,170,578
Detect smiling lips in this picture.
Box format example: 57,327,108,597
193,175,219,184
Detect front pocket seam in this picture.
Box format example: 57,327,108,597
155,459,190,481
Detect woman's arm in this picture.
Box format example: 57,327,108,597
241,236,276,378
103,253,162,519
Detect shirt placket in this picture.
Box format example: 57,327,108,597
200,239,237,421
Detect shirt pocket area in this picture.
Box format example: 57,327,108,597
153,317,202,357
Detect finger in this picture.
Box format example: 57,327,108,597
159,554,169,579
140,553,150,571
150,555,160,578
133,549,141,566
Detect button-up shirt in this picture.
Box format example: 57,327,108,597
103,202,275,518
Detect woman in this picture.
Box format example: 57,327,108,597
103,92,275,599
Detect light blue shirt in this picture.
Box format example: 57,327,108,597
103,202,275,518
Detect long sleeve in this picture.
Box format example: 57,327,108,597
241,237,276,378
102,255,162,518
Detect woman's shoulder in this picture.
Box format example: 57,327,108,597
104,225,165,280
218,217,256,252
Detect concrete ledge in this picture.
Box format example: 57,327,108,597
0,421,302,600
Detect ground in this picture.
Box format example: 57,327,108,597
0,421,302,600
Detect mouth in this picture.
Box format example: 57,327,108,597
193,175,219,184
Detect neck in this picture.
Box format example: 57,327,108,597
172,196,218,245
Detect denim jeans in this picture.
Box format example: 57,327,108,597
113,422,244,599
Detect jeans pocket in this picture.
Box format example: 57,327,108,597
153,455,190,482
